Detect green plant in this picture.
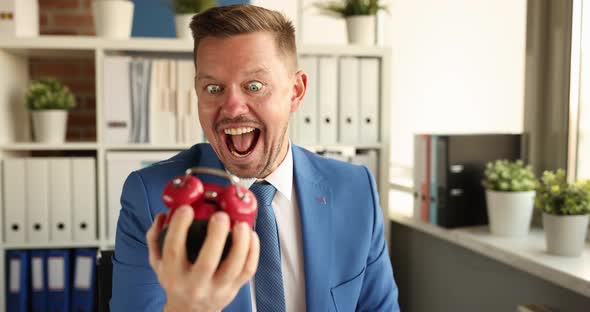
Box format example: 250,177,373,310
482,159,537,192
171,0,216,14
314,0,387,17
25,78,76,110
535,169,590,215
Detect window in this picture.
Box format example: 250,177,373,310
572,0,590,180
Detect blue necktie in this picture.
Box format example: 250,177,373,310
250,182,285,312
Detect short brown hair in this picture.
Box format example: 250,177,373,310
190,4,297,70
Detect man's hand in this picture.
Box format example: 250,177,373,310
146,206,260,312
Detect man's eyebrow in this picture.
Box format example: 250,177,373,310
245,67,270,76
196,73,216,80
196,67,271,81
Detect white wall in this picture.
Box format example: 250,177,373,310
388,0,528,184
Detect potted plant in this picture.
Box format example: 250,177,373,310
482,159,537,236
25,78,76,143
536,169,590,257
92,0,134,39
314,0,387,45
172,0,216,39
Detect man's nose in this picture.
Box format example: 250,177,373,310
221,86,249,118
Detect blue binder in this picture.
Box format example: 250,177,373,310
31,250,49,312
47,249,71,312
71,249,98,312
6,250,29,312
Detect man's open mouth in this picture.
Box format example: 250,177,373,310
224,127,261,158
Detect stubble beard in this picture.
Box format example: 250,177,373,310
228,124,289,179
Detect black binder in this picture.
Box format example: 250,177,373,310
435,134,522,228
97,250,114,312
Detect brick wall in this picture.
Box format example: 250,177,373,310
30,0,96,141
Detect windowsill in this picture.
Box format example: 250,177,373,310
389,213,590,298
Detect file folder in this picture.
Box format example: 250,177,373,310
421,135,431,222
359,58,380,143
31,250,48,312
413,135,424,219
339,57,360,144
430,135,438,225
49,158,73,242
47,249,71,312
6,250,29,312
318,56,339,144
72,158,97,242
71,248,98,312
3,158,27,243
103,55,132,144
26,158,50,243
435,134,522,228
150,59,177,144
298,56,319,145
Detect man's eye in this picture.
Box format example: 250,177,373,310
206,85,222,94
247,81,263,92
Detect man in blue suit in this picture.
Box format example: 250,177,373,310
110,4,399,311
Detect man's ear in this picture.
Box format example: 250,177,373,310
290,70,307,113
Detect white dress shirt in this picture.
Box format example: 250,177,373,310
237,142,306,312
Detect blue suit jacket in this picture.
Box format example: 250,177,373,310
110,143,400,311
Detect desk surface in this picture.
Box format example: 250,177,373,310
389,214,590,298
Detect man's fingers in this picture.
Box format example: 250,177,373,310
146,213,166,269
162,206,194,269
235,230,260,287
213,222,252,285
191,212,231,280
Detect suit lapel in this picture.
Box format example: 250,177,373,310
194,144,228,185
293,146,333,312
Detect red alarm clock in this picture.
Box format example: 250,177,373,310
157,167,258,263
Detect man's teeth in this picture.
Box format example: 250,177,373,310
224,127,255,135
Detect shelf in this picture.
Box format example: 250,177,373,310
0,35,390,57
0,142,98,151
389,213,590,298
2,240,101,250
304,143,384,150
104,143,194,151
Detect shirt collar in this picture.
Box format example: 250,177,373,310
236,141,293,201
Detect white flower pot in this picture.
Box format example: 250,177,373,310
31,110,68,143
92,0,134,39
346,15,376,45
486,190,535,236
543,213,589,257
175,14,194,39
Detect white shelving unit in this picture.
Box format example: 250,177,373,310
0,35,391,308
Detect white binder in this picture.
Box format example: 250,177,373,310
298,56,319,145
0,0,39,37
187,88,204,143
72,158,97,242
49,158,72,242
339,57,360,144
150,59,177,144
3,158,27,243
359,58,380,143
103,56,132,144
26,158,50,243
106,152,177,241
176,59,203,144
318,56,339,144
